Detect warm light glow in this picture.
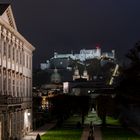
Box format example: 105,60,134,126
24,111,28,127
24,110,31,129
27,113,31,116
42,96,47,110
109,64,119,85
63,82,69,93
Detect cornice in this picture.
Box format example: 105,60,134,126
0,18,35,51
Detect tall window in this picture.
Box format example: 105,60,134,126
19,52,20,64
23,77,25,97
30,79,32,97
17,80,19,97
0,39,2,55
8,78,11,94
29,57,31,69
3,42,6,56
26,77,28,97
16,49,18,63
12,47,14,60
20,77,22,95
8,72,11,94
3,74,6,94
8,44,11,58
26,55,28,68
23,53,25,66
0,70,1,95
13,79,15,96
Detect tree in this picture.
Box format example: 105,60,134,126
36,134,41,140
50,94,90,126
86,58,101,79
96,95,115,127
115,42,140,127
33,69,50,87
76,95,90,125
101,61,116,84
126,41,140,65
118,41,140,97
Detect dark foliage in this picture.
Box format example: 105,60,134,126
115,42,140,127
36,134,41,140
96,95,116,127
50,94,90,125
117,41,140,98
33,69,50,87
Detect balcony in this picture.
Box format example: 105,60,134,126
0,96,32,106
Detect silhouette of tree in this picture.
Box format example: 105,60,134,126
36,134,41,140
33,69,50,87
126,41,140,65
125,42,140,76
118,41,140,97
86,58,101,79
50,94,90,126
115,42,140,127
101,61,116,84
76,95,90,125
96,95,115,127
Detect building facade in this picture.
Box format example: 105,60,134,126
0,4,35,140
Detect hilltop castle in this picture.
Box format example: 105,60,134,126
40,47,115,70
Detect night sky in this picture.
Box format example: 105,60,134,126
1,0,140,68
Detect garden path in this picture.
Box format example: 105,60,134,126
94,126,102,140
81,124,102,140
21,121,56,140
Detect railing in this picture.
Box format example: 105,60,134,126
0,96,32,105
23,97,32,102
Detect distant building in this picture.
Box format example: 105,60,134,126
73,66,80,80
73,66,89,81
51,68,61,83
53,47,101,61
40,47,115,70
41,68,63,96
40,60,50,70
50,57,71,69
0,4,35,139
81,68,89,81
63,80,114,96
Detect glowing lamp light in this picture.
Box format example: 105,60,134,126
27,113,31,116
63,82,69,93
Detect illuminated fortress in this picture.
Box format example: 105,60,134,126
41,47,115,70
53,47,101,61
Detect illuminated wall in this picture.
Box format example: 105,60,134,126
0,4,35,139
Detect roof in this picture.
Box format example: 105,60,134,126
0,4,10,15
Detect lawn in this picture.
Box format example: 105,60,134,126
84,111,102,125
106,116,120,126
85,111,140,140
41,114,83,140
102,127,140,140
64,114,82,125
102,116,140,140
41,129,82,140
